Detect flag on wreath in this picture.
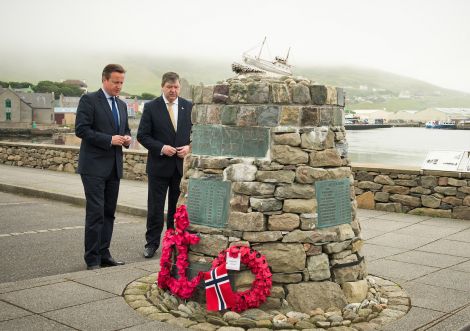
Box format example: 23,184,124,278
204,264,235,311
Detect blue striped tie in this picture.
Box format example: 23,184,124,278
110,97,120,131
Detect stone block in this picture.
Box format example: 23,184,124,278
337,88,346,106
272,145,308,165
274,183,315,199
232,182,275,196
408,208,452,218
229,83,247,103
376,203,402,213
307,254,331,280
271,83,291,103
202,85,214,104
273,132,301,146
237,106,258,126
246,82,270,104
192,85,203,104
374,192,390,202
272,273,303,283
257,105,280,126
434,186,458,195
374,175,395,185
282,229,320,244
256,170,295,183
213,84,229,103
205,104,221,124
310,85,328,105
356,191,375,210
191,234,228,256
300,106,320,126
300,213,317,230
268,213,300,231
325,86,338,105
309,149,342,167
421,176,438,188
220,105,239,125
382,185,410,194
390,194,421,207
283,199,317,213
342,280,368,304
292,84,311,104
224,164,257,182
421,195,441,208
319,106,335,126
452,206,470,220
228,212,265,231
301,128,334,150
296,166,330,183
256,243,306,272
286,282,347,312
279,106,301,125
249,197,283,212
242,231,283,242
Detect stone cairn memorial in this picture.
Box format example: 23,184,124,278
124,74,410,330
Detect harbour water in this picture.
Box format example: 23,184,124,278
1,127,469,168
347,127,470,167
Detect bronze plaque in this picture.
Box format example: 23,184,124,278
187,178,231,228
315,178,352,228
191,125,269,157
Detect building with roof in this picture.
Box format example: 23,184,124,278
62,79,88,93
54,107,76,125
0,87,54,128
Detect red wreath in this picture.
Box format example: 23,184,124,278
211,245,272,312
157,205,203,299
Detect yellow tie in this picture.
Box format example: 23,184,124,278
167,102,176,130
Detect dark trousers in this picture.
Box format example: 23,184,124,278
145,171,181,248
81,168,120,267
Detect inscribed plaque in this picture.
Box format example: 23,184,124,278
187,178,231,228
191,125,269,157
315,178,352,228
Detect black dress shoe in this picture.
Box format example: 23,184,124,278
144,246,158,258
101,257,125,267
87,265,101,270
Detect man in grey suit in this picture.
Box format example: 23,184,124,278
75,64,131,270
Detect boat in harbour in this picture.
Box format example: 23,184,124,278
425,121,457,129
232,37,292,76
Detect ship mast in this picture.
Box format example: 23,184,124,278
257,36,267,60
285,47,291,61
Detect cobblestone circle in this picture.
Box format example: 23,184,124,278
124,273,410,330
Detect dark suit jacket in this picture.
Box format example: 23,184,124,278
137,96,192,177
75,89,131,178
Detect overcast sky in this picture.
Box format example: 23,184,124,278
3,0,470,92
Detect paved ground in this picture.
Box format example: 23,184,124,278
0,191,154,283
0,164,469,330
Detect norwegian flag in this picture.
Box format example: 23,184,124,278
204,264,235,311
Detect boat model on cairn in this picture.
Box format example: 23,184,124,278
232,37,293,76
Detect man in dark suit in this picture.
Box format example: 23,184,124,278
75,64,131,270
137,72,192,258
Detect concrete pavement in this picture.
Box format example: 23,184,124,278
0,164,469,330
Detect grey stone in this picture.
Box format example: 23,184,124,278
232,182,275,196
283,199,317,213
246,82,270,104
292,84,311,104
310,85,327,105
229,83,248,103
228,212,265,231
243,231,283,242
221,105,239,125
282,229,319,244
374,175,394,185
250,197,282,212
309,149,342,167
271,83,291,103
272,133,301,147
301,128,334,150
224,164,257,182
295,166,330,183
300,106,320,126
257,105,280,126
256,243,306,272
421,195,441,208
256,170,295,183
382,185,410,194
279,106,301,125
268,213,300,231
420,176,438,188
274,183,315,199
286,282,347,312
434,186,457,195
272,145,308,165
374,192,390,202
390,194,421,207
307,254,331,280
191,234,228,256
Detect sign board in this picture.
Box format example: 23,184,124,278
315,178,352,228
422,151,470,172
187,178,231,228
191,125,269,158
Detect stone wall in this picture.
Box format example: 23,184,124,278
353,164,470,220
0,141,148,181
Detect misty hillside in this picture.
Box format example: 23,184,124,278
2,52,470,111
